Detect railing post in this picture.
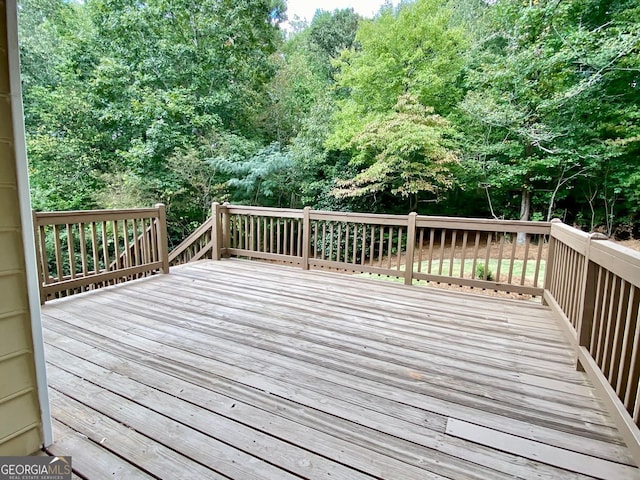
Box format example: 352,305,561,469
302,206,311,270
576,232,608,370
211,202,221,261
221,202,230,258
155,203,170,274
542,219,562,305
32,210,46,304
404,212,417,285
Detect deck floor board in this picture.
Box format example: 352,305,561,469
42,259,640,479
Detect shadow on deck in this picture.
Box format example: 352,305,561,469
41,259,639,479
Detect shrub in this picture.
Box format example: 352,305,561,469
476,264,494,281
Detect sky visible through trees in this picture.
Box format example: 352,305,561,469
18,0,640,243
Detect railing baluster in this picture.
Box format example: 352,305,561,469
533,234,544,288
113,220,121,271
53,224,63,282
329,223,335,262
352,223,358,265
269,217,276,253
483,233,492,281
322,222,328,261
386,227,393,270
297,218,303,258
590,266,604,353
437,230,446,276
568,249,579,325
378,226,384,268
609,281,629,386
448,230,456,278
617,287,636,397
507,236,516,284
602,276,621,374
132,218,141,267
520,233,530,286
122,220,130,268
496,233,505,282
396,227,403,271
313,220,318,259
336,223,343,264
262,216,267,253
417,228,424,273
66,224,76,281
471,232,480,279
427,228,435,274
460,231,468,279
90,222,99,273
257,216,263,253
291,219,297,256
596,271,612,364
142,218,151,267
361,224,367,266
243,216,249,251
101,221,109,273
344,223,350,264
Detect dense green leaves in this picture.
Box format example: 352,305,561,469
19,0,640,239
457,0,639,229
332,95,458,209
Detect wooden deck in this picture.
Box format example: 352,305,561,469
41,259,640,479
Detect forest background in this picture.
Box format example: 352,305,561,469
19,0,640,245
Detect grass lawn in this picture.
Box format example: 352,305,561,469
417,258,546,283
359,258,546,285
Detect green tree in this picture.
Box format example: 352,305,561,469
327,0,466,210
20,0,286,240
458,0,639,234
332,95,459,210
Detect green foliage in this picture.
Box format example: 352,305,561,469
20,0,285,242
457,0,640,228
217,142,295,205
19,0,640,240
332,95,459,205
475,264,494,282
325,0,466,210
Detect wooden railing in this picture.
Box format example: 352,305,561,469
171,203,550,295
543,220,640,460
170,204,640,457
33,204,169,303
33,202,640,461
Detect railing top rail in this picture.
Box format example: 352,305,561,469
310,209,409,226
550,221,640,286
34,207,161,225
550,221,590,254
224,205,552,232
224,205,304,218
590,239,640,287
416,215,551,234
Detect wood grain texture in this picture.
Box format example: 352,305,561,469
41,260,640,479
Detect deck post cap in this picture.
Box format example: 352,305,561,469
589,232,608,240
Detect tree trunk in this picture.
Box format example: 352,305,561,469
517,188,530,244
410,194,418,212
